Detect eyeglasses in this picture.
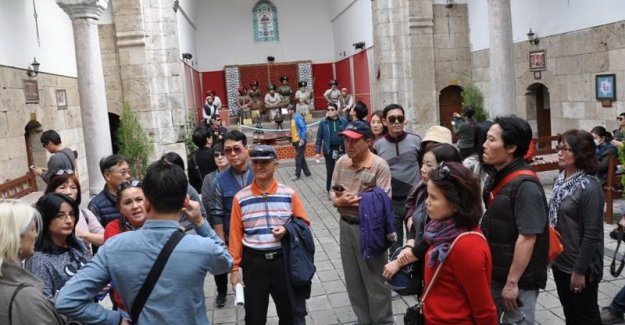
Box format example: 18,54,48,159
116,180,141,196
108,168,130,177
387,115,405,124
437,164,450,179
55,169,74,176
54,211,76,220
213,151,225,158
224,146,244,155
556,144,573,153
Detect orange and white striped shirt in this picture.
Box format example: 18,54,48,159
228,179,309,271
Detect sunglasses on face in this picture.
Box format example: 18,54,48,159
116,180,141,197
213,151,225,158
55,169,75,176
224,146,243,155
328,108,337,111
437,164,450,179
387,115,405,124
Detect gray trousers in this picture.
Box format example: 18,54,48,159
340,219,394,325
491,282,539,325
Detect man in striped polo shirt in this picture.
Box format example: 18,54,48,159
229,145,310,325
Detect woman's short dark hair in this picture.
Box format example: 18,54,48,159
428,162,482,230
35,193,83,253
591,126,613,142
45,173,82,206
428,143,462,164
353,101,368,121
560,129,598,174
494,115,532,158
161,152,185,170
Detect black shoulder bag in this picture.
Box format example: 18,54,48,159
131,230,185,323
610,225,625,277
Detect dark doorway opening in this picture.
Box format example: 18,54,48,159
109,113,120,154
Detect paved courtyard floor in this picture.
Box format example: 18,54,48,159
203,160,625,325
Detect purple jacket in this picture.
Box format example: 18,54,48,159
358,187,396,258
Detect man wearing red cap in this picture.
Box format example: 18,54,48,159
331,120,394,325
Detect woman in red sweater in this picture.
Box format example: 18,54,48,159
422,162,497,324
103,181,147,312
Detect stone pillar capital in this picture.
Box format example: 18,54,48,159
56,0,108,20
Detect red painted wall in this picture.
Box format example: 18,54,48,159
201,71,226,118
334,58,351,92
352,50,371,114
311,63,334,109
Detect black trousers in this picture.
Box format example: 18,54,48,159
294,142,311,178
214,273,228,295
324,153,336,192
242,248,295,325
552,266,601,325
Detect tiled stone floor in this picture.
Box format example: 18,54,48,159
203,162,625,324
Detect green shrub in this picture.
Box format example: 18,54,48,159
118,102,153,178
462,83,488,122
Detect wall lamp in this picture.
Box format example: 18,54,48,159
446,0,454,8
26,57,40,78
527,28,540,46
182,53,192,60
353,42,365,50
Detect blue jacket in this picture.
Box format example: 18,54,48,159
282,217,314,319
88,187,122,227
358,187,396,258
55,220,233,325
294,113,307,141
315,116,348,155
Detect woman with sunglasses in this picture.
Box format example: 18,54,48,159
383,144,461,287
315,102,349,197
201,143,231,308
0,200,67,324
421,162,497,324
25,193,91,300
45,171,104,253
550,130,604,324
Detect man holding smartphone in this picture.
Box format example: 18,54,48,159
331,121,394,325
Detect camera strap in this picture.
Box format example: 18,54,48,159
611,227,625,277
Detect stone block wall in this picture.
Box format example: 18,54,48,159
432,4,472,92
471,21,625,134
0,66,88,192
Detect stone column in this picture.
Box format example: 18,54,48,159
57,0,113,195
408,0,437,135
487,0,516,117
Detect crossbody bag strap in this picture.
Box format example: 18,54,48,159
487,170,538,206
58,150,75,171
9,283,30,325
131,229,185,323
418,231,486,306
611,229,625,277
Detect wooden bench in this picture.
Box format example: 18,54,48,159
604,157,623,224
253,131,291,146
0,172,36,199
529,135,560,172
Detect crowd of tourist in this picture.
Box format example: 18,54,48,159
2,100,625,325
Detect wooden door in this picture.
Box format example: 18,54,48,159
439,86,463,138
536,85,551,138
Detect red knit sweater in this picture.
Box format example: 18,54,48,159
423,232,498,325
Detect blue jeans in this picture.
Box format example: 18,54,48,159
609,285,625,313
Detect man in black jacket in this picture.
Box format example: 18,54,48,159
481,115,548,325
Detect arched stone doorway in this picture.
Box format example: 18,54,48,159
108,113,120,154
525,83,551,138
24,120,45,191
439,85,463,133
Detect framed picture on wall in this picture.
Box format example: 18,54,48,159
23,79,39,104
596,74,616,100
56,89,68,109
529,50,546,71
